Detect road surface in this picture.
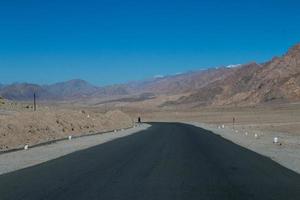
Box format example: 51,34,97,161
0,122,300,200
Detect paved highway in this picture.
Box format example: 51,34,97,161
0,123,300,200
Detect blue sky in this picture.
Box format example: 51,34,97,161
0,0,300,86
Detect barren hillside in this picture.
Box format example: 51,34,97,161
0,104,133,151
1,43,300,107
162,43,300,107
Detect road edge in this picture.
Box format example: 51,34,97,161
0,123,151,175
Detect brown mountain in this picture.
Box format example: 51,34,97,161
44,79,99,99
1,43,299,106
0,83,47,101
129,68,237,95
0,79,99,101
88,67,240,105
162,43,300,107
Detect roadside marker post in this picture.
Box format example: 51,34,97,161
24,145,29,150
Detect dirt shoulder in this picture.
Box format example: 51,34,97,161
0,123,150,175
188,122,300,174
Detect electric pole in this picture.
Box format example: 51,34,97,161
33,93,36,111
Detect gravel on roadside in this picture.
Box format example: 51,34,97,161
188,122,300,174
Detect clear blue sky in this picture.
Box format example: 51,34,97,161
0,0,300,86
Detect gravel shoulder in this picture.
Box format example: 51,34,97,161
0,124,150,175
1,122,300,200
188,122,300,174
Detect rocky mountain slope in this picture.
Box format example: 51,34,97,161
1,43,299,106
0,83,47,101
0,79,99,101
163,43,300,106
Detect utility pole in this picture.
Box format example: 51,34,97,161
33,93,36,111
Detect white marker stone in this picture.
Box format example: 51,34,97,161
254,134,258,139
222,124,225,129
273,137,279,144
68,136,72,140
24,145,29,150
245,132,248,136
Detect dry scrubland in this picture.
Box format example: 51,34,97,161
0,99,133,151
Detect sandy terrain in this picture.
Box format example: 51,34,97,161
1,97,300,175
0,123,150,175
135,103,300,135
132,103,300,174
0,100,134,151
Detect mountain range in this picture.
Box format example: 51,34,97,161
1,43,300,107
0,80,97,101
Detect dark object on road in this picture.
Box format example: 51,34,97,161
233,117,235,129
0,123,300,200
138,116,141,123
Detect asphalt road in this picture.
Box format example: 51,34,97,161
1,122,300,200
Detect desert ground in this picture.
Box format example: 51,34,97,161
0,98,133,152
123,102,300,173
1,95,300,173
122,102,300,135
